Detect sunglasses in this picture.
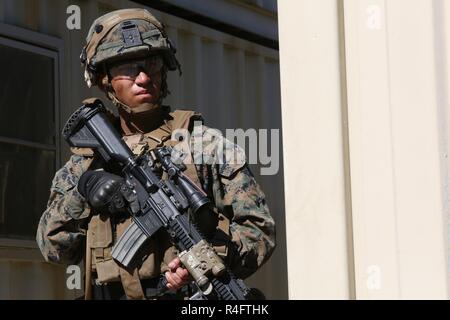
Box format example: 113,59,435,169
109,56,164,80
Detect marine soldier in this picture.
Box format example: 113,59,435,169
36,8,275,300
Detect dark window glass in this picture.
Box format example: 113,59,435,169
0,143,55,239
0,40,57,240
0,44,55,145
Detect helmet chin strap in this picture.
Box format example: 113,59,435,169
107,85,163,114
102,74,171,133
106,88,169,134
116,97,159,114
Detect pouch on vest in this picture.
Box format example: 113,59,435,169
88,214,120,284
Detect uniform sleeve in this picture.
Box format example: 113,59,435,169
36,155,92,265
211,164,276,279
192,127,276,279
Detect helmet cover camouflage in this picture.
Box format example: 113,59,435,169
81,8,180,88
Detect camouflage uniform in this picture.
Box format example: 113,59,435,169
36,111,276,286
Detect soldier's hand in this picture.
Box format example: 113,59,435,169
78,170,138,215
165,257,190,291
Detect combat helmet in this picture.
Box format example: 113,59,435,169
80,8,180,108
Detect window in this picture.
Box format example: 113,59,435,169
0,30,60,240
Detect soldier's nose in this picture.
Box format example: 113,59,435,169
135,71,151,85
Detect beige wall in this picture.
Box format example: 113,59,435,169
0,0,287,299
0,240,77,299
279,0,450,299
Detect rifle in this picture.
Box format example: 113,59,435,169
62,99,250,300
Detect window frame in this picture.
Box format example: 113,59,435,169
0,23,63,250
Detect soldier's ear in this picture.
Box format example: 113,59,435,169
98,73,110,92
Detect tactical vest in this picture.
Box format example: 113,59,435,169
72,108,229,299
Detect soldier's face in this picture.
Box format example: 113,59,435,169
109,57,163,107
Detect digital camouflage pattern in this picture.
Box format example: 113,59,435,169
36,119,276,280
36,155,92,264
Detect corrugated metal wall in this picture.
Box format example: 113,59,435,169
0,240,76,299
0,0,287,299
279,0,450,299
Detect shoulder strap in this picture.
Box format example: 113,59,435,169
71,147,94,157
162,110,204,188
168,109,203,132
